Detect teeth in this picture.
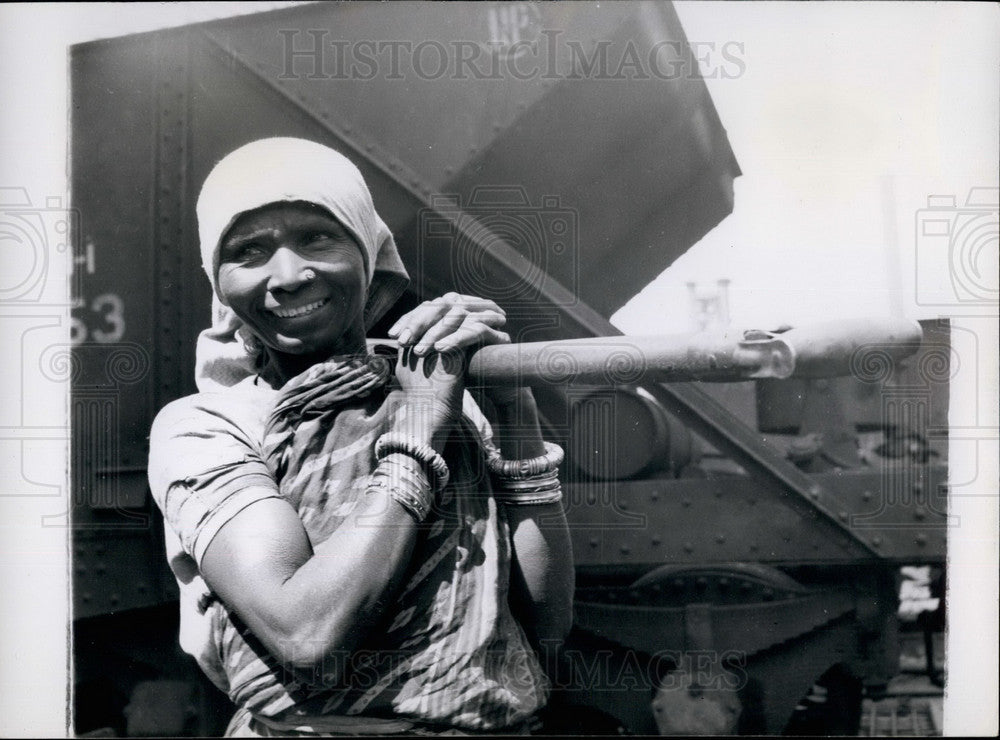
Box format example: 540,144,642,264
269,298,329,318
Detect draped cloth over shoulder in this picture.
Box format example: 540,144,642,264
194,137,409,391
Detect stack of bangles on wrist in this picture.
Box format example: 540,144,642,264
368,433,451,522
486,441,564,506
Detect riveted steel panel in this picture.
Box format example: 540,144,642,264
566,464,947,568
566,476,869,567
70,32,194,616
70,39,159,478
73,529,174,620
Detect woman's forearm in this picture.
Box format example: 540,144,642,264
201,488,420,684
278,489,420,673
489,389,575,649
488,388,546,460
506,504,575,649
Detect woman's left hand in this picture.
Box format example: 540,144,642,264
387,292,510,356
388,292,528,410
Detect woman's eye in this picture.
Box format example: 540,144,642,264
306,231,341,246
224,243,266,263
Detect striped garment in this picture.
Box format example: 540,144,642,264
149,354,548,734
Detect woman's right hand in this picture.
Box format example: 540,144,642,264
393,346,466,449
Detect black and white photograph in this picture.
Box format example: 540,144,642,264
0,2,997,736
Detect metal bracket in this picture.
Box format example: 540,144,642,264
736,330,795,379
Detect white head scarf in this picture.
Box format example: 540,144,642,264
193,137,409,391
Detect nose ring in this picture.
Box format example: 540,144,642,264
301,268,316,281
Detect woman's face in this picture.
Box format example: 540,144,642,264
217,201,367,359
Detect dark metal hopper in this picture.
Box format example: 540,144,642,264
188,0,741,320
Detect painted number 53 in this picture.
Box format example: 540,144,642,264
71,293,125,344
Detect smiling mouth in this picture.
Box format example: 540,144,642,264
267,298,330,319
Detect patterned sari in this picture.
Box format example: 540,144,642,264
204,355,548,734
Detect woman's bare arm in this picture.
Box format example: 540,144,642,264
489,389,575,651
506,503,575,649
200,485,419,685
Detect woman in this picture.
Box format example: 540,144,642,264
148,138,574,736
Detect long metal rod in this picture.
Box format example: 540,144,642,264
368,317,921,559
369,317,922,385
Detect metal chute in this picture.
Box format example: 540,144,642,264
195,0,741,321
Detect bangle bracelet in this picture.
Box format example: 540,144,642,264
375,432,450,493
367,455,433,522
382,453,433,495
486,441,564,480
500,477,561,494
497,469,560,492
495,488,564,506
496,468,559,485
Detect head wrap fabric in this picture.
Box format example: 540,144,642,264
193,137,409,391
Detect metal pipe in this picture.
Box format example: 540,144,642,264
369,317,922,385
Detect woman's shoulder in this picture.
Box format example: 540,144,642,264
151,376,277,440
